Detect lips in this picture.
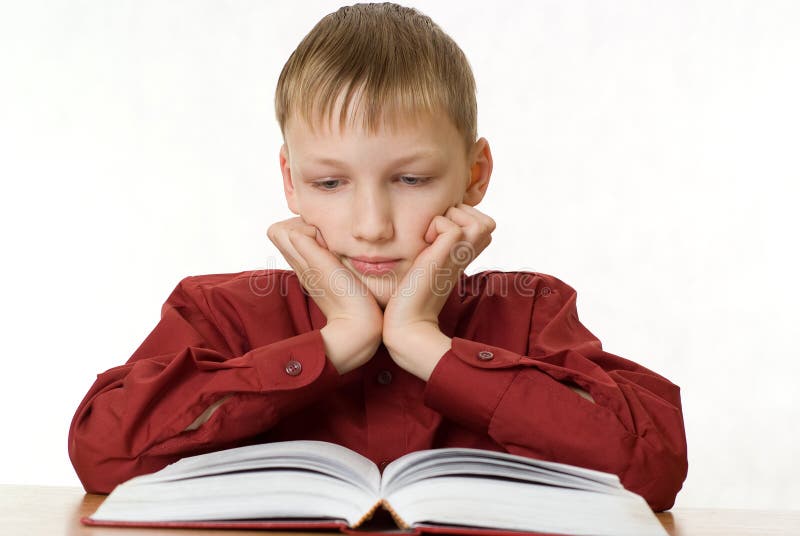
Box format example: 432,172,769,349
350,256,399,263
348,257,401,276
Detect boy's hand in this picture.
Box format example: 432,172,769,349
383,204,495,375
267,217,383,373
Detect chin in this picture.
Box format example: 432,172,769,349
358,278,394,308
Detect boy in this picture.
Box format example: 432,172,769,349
68,2,688,512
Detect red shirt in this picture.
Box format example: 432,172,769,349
68,269,687,511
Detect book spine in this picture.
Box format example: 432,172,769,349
351,499,384,529
380,498,410,529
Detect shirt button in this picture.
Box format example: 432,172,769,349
477,350,494,361
376,370,393,385
284,360,302,376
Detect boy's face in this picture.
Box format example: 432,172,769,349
279,107,492,309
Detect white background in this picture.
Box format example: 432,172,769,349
1,0,798,510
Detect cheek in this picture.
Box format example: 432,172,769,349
298,203,341,233
410,205,450,234
399,194,442,215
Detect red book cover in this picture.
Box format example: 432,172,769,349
81,517,562,535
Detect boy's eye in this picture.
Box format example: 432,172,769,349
315,179,341,190
311,176,432,191
399,175,430,186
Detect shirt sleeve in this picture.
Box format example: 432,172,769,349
422,274,688,512
68,275,343,494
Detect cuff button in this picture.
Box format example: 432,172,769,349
285,359,303,376
477,350,494,361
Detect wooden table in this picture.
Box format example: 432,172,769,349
1,484,799,535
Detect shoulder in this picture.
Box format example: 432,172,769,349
445,270,585,352
176,268,296,290
459,269,578,302
454,269,581,331
165,269,302,309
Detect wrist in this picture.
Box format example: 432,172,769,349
321,321,381,374
384,323,451,381
383,320,440,353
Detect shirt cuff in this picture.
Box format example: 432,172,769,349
423,337,521,433
248,329,342,419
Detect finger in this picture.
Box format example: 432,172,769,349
437,211,488,268
424,216,465,263
290,232,373,298
444,205,479,229
267,222,305,268
275,220,323,273
446,205,493,234
283,219,330,250
284,221,361,284
455,203,497,231
420,216,473,292
273,228,311,277
424,214,459,243
444,206,490,247
289,230,351,281
316,228,329,249
269,220,340,293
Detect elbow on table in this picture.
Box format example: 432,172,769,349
622,437,689,512
68,434,170,495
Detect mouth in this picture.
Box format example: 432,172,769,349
347,256,401,276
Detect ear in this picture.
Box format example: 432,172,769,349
462,137,493,207
279,143,300,215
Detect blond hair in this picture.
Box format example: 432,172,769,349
275,2,477,159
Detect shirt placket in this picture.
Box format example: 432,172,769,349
363,344,406,472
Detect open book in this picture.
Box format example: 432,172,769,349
82,440,667,536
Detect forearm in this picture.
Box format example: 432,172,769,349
421,337,687,511
69,331,341,494
186,321,380,432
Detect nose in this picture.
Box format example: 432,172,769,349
351,185,394,242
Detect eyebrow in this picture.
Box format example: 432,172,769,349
308,150,441,167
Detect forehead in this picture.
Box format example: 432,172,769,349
283,78,470,171
286,117,459,173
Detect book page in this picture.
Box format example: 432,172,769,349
91,469,376,526
381,447,621,496
130,440,381,495
388,476,667,536
383,457,626,497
